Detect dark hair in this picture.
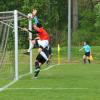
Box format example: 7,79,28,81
37,23,42,28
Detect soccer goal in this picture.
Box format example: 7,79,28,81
0,10,32,83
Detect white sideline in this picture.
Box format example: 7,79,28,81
7,87,89,90
0,64,57,92
0,79,17,92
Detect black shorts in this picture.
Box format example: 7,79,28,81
42,47,49,58
36,48,49,64
85,52,90,57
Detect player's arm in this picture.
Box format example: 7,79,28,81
32,9,37,17
28,29,36,34
35,36,40,40
79,47,83,51
32,9,39,24
23,28,37,34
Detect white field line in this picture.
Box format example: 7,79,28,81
7,87,89,90
0,64,58,92
0,73,30,92
41,64,58,71
0,79,17,92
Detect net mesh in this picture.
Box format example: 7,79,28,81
0,12,15,86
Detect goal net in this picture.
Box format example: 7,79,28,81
0,10,32,87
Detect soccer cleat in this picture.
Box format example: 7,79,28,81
23,52,30,55
34,76,38,79
32,76,38,79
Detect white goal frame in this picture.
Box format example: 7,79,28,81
14,10,32,80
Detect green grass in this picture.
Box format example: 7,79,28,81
0,64,100,100
0,46,100,99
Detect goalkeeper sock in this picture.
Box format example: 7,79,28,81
34,62,40,77
28,41,34,52
40,51,48,61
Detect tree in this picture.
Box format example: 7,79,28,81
72,0,78,32
95,2,100,29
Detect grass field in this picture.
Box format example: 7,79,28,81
0,63,100,100
0,46,100,99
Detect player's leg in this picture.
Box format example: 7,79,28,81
39,48,49,61
87,52,91,64
33,54,46,78
38,40,49,61
34,61,41,78
83,55,86,64
24,39,37,55
86,57,91,63
27,40,35,52
46,45,52,65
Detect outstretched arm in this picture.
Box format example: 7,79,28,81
79,47,83,51
23,28,37,34
32,9,37,17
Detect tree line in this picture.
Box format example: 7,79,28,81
0,0,100,46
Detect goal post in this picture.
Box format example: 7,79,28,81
28,13,32,74
14,10,18,80
68,0,71,62
14,10,33,80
